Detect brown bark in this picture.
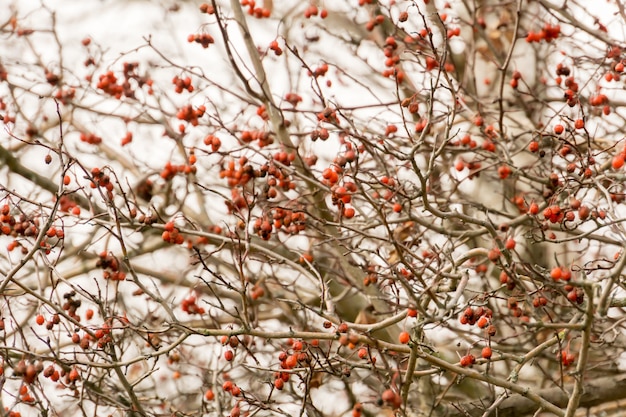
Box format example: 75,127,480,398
443,374,626,417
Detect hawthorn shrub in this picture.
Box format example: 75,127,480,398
1,1,626,417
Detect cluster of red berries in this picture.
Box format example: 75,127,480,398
56,195,80,215
198,3,215,14
59,291,83,322
172,75,194,94
278,339,312,374
363,264,379,286
187,33,214,48
459,306,493,330
36,313,61,330
252,210,305,240
160,160,196,181
95,63,152,99
507,297,527,320
96,251,126,281
525,23,560,43
256,104,269,120
1,204,37,238
203,134,222,152
606,60,624,82
284,92,302,106
93,322,114,349
79,131,102,145
321,165,342,186
222,380,242,399
308,63,329,78
239,129,273,147
270,149,296,169
558,349,576,367
459,353,476,367
162,221,186,245
13,359,44,384
90,167,114,198
225,188,250,213
271,207,306,234
549,266,572,281
249,283,265,300
316,106,339,124
541,205,564,224
241,0,271,18
269,40,282,56
54,87,75,104
42,364,61,383
509,70,522,89
565,286,584,304
71,330,89,349
380,37,405,82
303,5,327,19
330,181,358,219
381,388,402,409
310,127,330,141
44,70,59,86
45,226,65,240
176,104,206,126
365,13,385,32
250,215,272,240
181,292,205,315
220,158,257,188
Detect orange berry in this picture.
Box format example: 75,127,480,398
399,331,410,344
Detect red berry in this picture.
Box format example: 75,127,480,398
357,347,368,359
488,247,501,262
476,316,489,328
274,378,284,390
550,266,562,280
504,238,516,250
554,124,564,134
399,331,410,344
36,314,45,325
497,165,511,179
481,346,492,359
574,119,584,129
460,354,475,367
